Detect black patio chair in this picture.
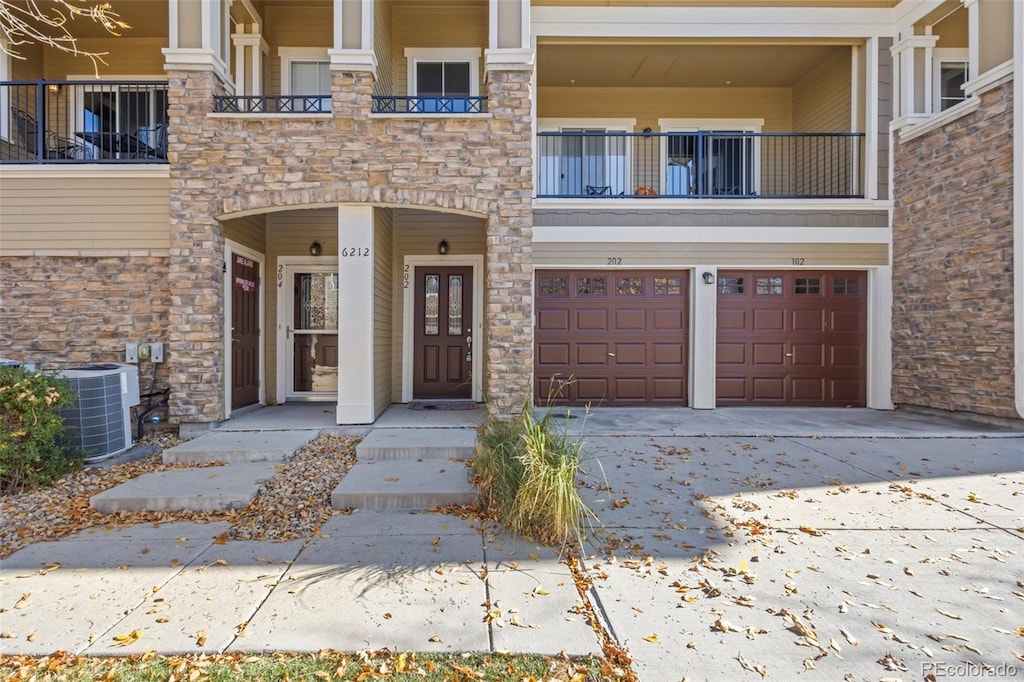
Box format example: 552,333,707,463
12,108,90,160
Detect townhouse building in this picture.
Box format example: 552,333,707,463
0,0,1020,436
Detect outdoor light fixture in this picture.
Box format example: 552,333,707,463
702,271,715,285
309,241,322,257
438,239,449,255
47,82,61,95
643,126,652,134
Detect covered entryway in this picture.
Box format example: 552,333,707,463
716,270,867,406
535,270,689,406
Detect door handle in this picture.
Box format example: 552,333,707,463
607,353,616,357
286,325,293,340
785,353,793,357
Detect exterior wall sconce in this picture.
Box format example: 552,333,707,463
438,239,449,255
702,271,715,285
309,241,322,257
642,126,652,134
47,82,61,95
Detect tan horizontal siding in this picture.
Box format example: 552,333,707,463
392,3,488,97
47,38,167,78
374,208,395,415
263,3,333,96
0,175,170,251
538,87,793,132
534,241,889,266
391,209,486,399
224,214,267,253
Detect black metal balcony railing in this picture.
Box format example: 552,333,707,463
213,95,331,114
1,80,169,163
537,131,865,200
372,95,487,114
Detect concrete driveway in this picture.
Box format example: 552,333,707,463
566,409,1023,680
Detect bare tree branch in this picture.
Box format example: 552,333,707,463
0,1,131,73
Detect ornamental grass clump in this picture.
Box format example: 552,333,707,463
0,366,79,493
474,402,596,549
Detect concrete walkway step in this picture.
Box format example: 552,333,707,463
162,431,315,465
331,460,477,511
90,463,280,513
356,428,478,461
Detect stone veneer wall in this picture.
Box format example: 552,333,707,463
891,82,1016,419
166,67,533,425
0,255,170,375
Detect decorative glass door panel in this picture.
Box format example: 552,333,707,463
292,272,339,395
413,266,473,399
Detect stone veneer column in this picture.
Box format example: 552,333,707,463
484,69,534,418
166,68,227,433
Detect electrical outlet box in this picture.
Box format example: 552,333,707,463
150,342,165,363
125,343,139,364
138,343,151,361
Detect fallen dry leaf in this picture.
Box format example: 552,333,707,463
642,634,660,644
736,653,766,677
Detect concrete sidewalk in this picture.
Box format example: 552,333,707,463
1,408,1021,681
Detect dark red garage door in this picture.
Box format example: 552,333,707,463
535,270,689,406
716,270,867,406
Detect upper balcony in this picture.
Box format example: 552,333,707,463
534,37,887,203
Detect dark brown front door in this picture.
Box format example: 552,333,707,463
231,254,260,409
535,270,689,406
414,266,473,399
716,270,867,406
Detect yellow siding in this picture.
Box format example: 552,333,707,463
0,174,170,251
46,38,167,78
793,48,851,132
264,207,337,402
538,87,793,132
374,0,395,96
224,214,267,253
933,7,968,48
391,3,488,97
263,4,334,96
390,209,486,399
534,241,889,266
374,208,394,415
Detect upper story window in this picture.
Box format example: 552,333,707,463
279,48,331,112
404,48,480,113
935,53,969,112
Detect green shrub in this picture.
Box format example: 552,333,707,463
0,366,79,493
474,403,596,549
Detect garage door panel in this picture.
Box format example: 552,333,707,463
614,343,646,365
653,309,685,331
576,343,610,365
831,310,864,333
653,378,686,400
752,309,785,331
614,309,646,331
653,343,684,365
792,309,825,332
717,309,747,330
752,377,785,401
717,343,746,365
537,309,569,332
536,270,688,406
791,343,825,367
576,308,608,331
752,343,786,366
576,377,610,401
791,378,826,401
614,378,648,400
717,270,866,407
830,344,864,367
537,343,570,367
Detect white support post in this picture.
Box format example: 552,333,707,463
333,0,345,51
867,266,894,410
361,0,374,52
864,36,879,200
690,267,717,409
336,205,376,424
965,0,980,88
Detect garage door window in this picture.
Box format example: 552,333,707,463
756,277,783,295
539,276,567,296
616,277,644,295
794,277,821,295
654,276,682,295
833,278,860,295
718,276,744,295
578,276,606,295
